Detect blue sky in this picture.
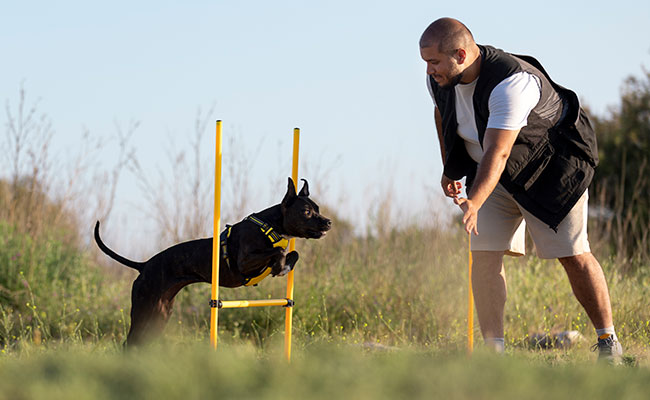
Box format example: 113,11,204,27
2,1,649,253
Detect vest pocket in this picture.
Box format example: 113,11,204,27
525,153,586,214
553,110,599,168
510,140,555,190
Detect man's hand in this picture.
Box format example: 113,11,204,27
441,174,477,233
450,127,520,236
454,197,479,235
441,175,462,198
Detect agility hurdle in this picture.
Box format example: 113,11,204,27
210,120,300,361
468,234,474,354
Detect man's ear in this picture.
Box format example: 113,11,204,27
282,177,297,208
455,48,467,64
298,179,309,197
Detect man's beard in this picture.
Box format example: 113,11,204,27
440,70,464,89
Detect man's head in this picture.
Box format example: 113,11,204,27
419,18,478,88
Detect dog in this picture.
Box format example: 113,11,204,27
94,178,331,345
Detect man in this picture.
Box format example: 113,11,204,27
420,17,622,361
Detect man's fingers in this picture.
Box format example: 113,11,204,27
454,197,477,235
452,181,462,194
463,220,478,235
462,222,471,235
442,177,462,198
446,183,460,197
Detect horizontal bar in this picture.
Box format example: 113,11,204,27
219,299,292,309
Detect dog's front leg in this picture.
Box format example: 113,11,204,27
284,251,299,274
237,247,284,275
269,250,299,277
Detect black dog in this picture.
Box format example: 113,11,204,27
94,178,331,345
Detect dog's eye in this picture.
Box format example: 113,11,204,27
303,209,311,217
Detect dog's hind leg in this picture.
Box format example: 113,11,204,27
126,297,171,346
125,278,158,345
148,280,193,337
126,277,200,346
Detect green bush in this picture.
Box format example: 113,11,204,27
591,70,650,263
0,221,129,350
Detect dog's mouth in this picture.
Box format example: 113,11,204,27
307,230,328,239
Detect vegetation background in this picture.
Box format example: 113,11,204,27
0,71,649,398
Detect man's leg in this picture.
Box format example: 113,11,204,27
470,184,525,351
559,252,622,361
558,252,612,329
472,251,507,346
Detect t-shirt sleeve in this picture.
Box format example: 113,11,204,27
426,76,437,107
487,72,541,131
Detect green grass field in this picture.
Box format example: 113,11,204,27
1,212,649,398
1,343,649,400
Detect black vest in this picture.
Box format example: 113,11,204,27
431,45,598,230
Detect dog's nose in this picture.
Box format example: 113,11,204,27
325,219,332,229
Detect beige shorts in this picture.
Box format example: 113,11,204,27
471,184,591,259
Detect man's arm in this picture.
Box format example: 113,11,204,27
453,71,540,234
434,106,445,161
454,127,520,234
434,106,462,198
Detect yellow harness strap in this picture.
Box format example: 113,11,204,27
244,267,272,287
241,215,289,286
246,215,289,249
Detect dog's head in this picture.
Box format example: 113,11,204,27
281,178,331,239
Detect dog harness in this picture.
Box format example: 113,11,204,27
219,215,289,287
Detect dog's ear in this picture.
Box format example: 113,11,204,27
298,179,309,197
282,177,297,208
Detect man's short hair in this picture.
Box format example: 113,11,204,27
420,18,474,55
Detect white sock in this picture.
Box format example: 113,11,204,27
485,337,505,353
596,326,617,341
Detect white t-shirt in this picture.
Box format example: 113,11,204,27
427,72,541,163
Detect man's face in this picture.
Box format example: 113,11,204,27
420,45,463,89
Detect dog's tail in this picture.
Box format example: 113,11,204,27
94,221,145,272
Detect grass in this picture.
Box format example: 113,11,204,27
1,216,649,362
2,85,650,398
0,342,649,400
3,199,648,399
0,221,131,350
0,199,649,399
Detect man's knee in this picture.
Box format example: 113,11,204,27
472,251,505,277
473,251,505,266
558,252,599,271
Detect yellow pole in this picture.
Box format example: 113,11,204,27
284,128,300,361
220,299,292,308
210,120,223,350
468,233,474,354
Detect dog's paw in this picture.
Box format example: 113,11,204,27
272,251,299,277
276,264,292,277
286,251,299,268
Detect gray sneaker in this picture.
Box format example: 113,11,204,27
591,335,623,364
